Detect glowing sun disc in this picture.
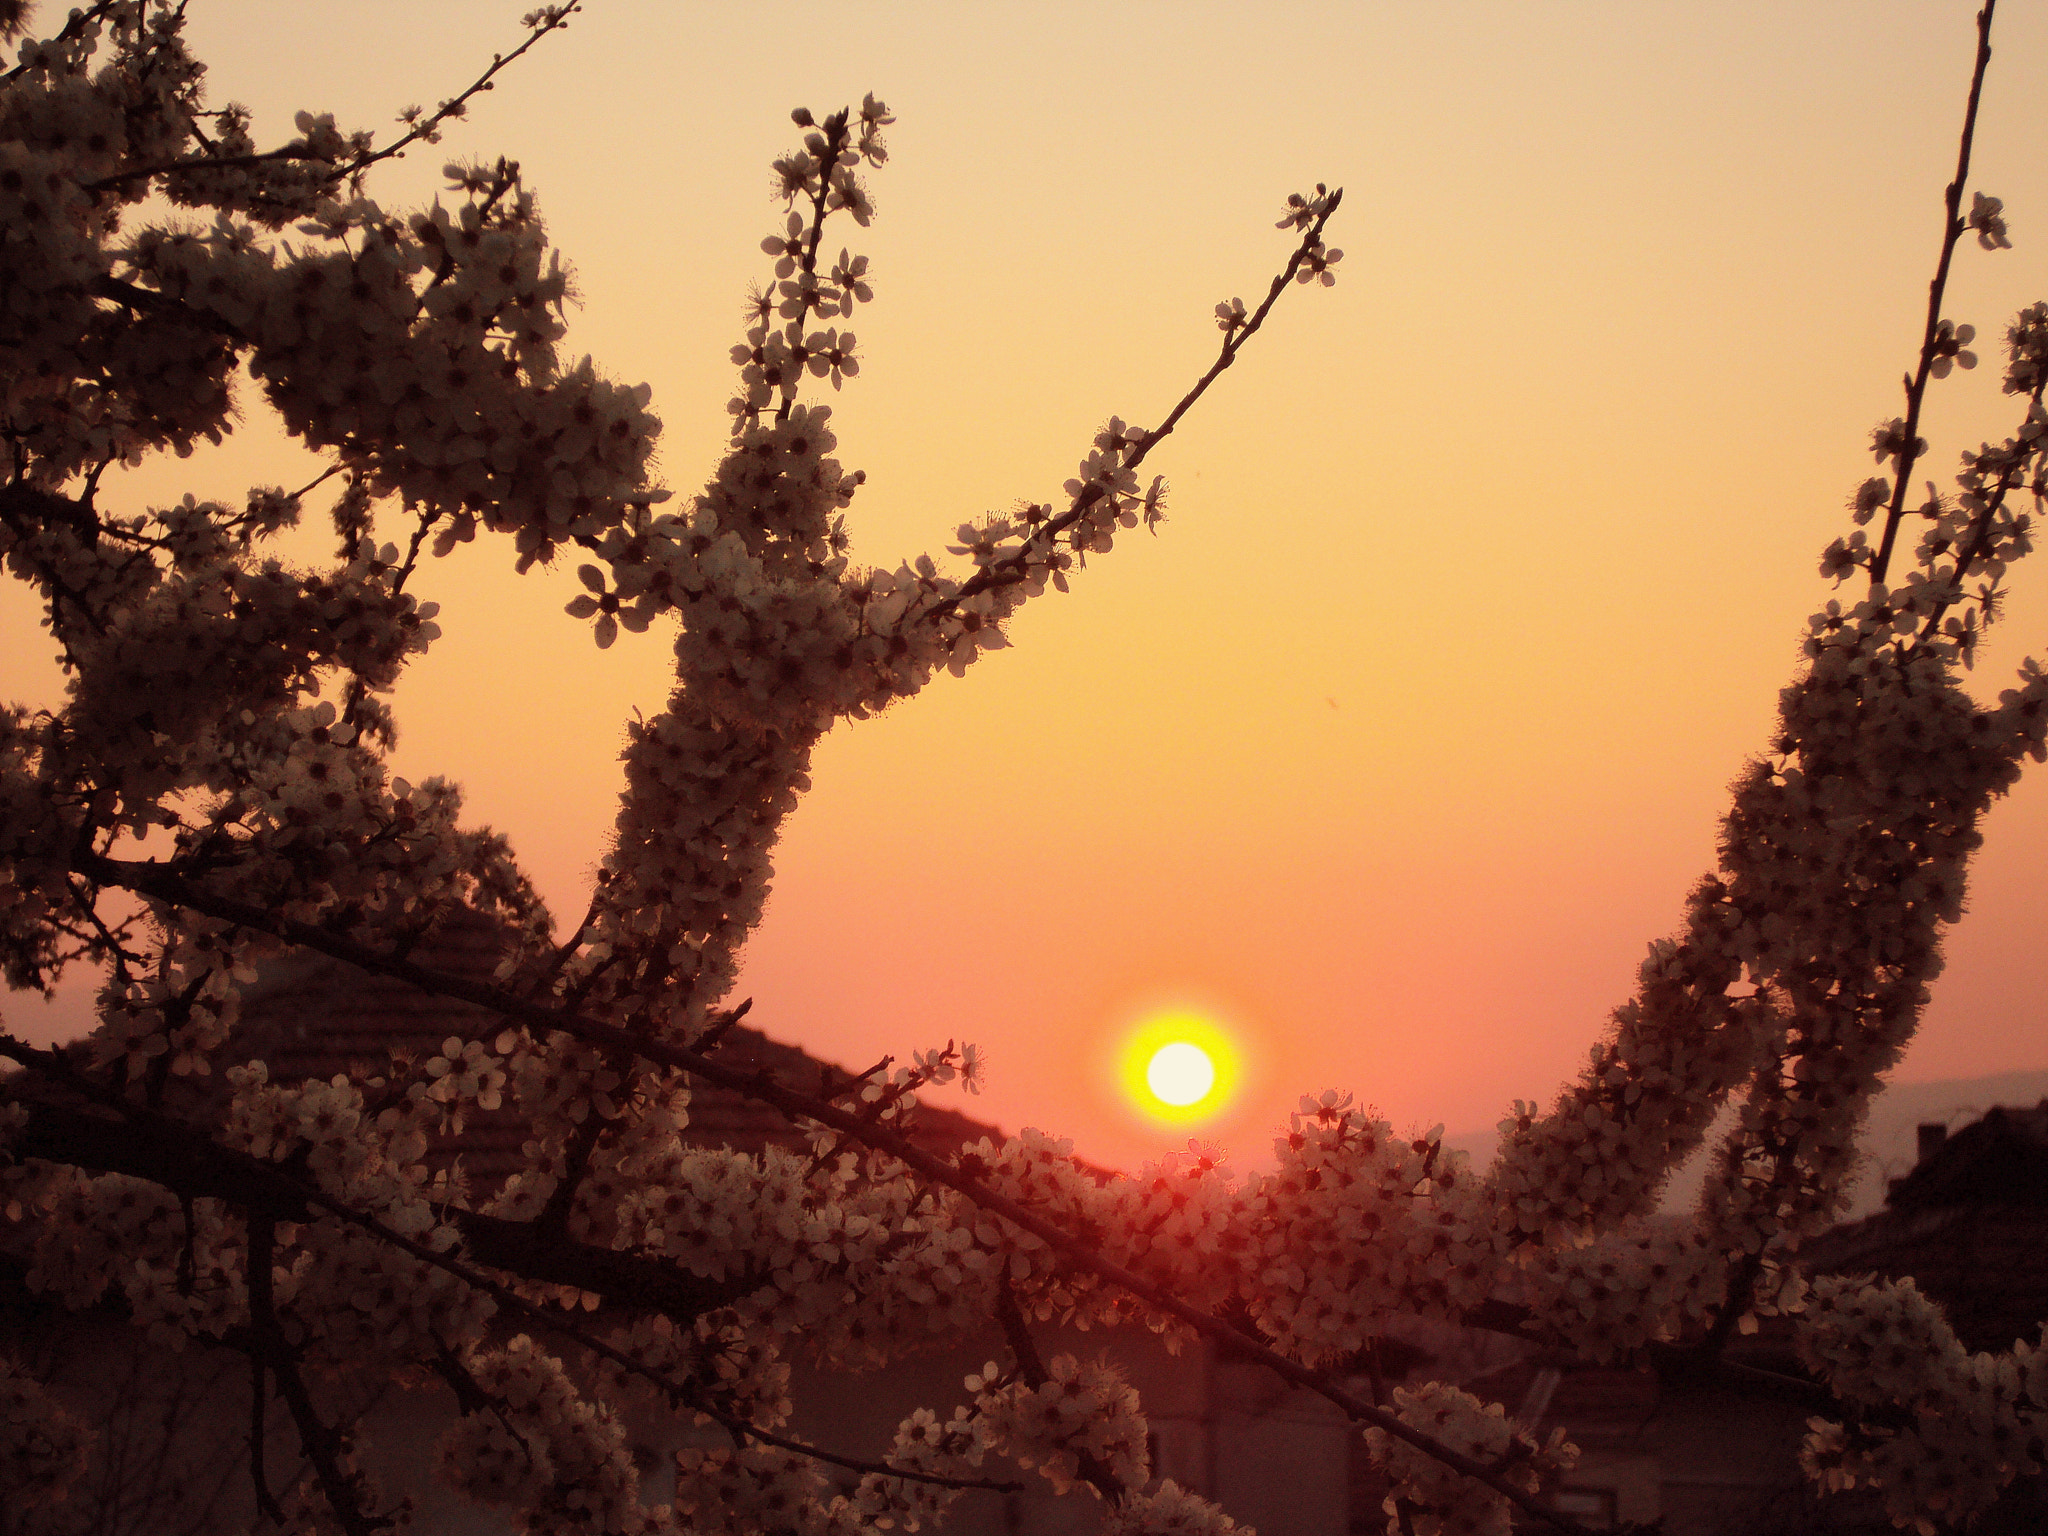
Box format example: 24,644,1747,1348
1119,1008,1240,1123
1146,1042,1215,1106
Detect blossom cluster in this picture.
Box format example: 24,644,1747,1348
1241,1099,1496,1362
974,1353,1150,1497
1361,1382,1575,1536
440,1333,647,1532
1796,1274,2048,1533
1104,1480,1249,1536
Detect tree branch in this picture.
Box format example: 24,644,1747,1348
0,1082,757,1321
243,1212,392,1536
52,854,1600,1535
0,1040,1010,1499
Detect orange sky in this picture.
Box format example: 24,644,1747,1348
9,1,2048,1172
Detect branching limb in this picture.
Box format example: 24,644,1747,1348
0,1035,1007,1499
698,1396,1025,1495
995,1281,1126,1504
0,0,124,83
51,857,1603,1535
244,1213,390,1536
531,1061,632,1236
0,1034,759,1319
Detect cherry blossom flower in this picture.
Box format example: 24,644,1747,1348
1969,190,2012,250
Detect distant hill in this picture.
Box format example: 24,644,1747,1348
1445,1068,2048,1221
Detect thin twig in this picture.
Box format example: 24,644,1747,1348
1870,0,1998,584
284,1183,1020,1493
79,6,581,194
919,191,1341,626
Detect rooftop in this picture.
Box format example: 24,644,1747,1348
5,905,1005,1184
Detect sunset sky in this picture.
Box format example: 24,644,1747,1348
10,1,2048,1173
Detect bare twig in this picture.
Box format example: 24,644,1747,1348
691,997,754,1053
244,1221,285,1526
249,1355,282,1525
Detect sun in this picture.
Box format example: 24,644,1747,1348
1119,1008,1240,1124
1147,1041,1215,1106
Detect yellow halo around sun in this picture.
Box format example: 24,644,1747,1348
1119,1009,1240,1124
